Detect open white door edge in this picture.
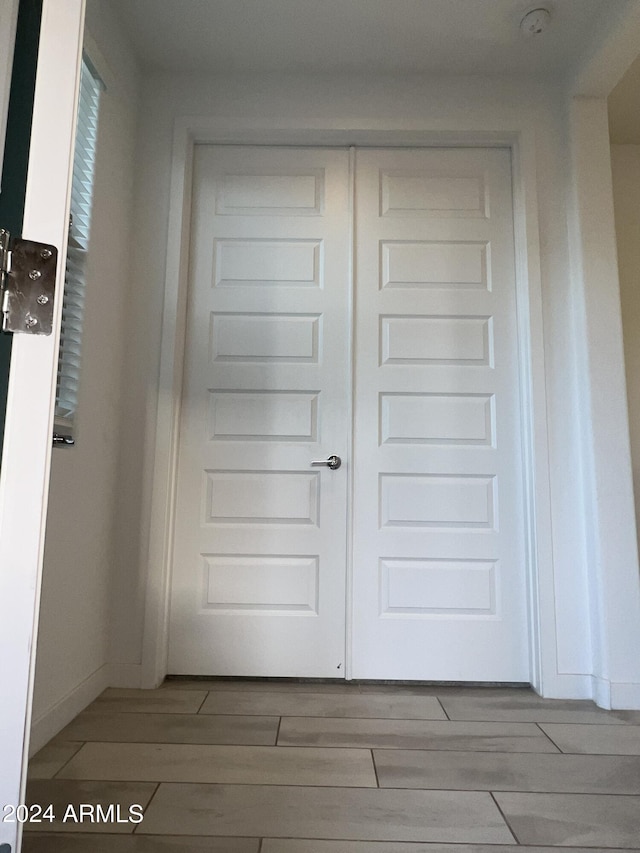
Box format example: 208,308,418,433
0,1,85,848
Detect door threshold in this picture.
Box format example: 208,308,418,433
164,674,531,689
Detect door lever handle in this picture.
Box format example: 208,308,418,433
311,455,342,470
52,432,75,447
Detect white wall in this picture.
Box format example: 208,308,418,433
612,144,640,543
568,100,640,709
108,72,598,696
30,0,139,749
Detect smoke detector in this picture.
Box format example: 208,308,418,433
520,7,551,37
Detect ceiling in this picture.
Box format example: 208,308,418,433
105,0,623,79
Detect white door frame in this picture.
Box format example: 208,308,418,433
141,119,556,694
0,1,85,848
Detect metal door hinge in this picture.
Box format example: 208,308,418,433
0,228,58,334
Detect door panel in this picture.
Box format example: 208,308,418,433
351,148,528,681
168,146,351,677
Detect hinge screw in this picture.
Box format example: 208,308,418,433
25,316,38,329
28,269,42,281
36,294,49,305
40,248,52,260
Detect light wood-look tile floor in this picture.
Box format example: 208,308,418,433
23,680,640,852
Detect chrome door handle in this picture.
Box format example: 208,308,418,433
311,455,342,470
52,432,75,447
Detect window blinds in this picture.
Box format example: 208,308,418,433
55,59,102,425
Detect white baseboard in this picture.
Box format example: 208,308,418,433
539,673,640,709
537,672,593,700
611,681,640,709
108,662,142,688
29,663,149,756
591,676,612,709
592,676,640,709
29,664,110,756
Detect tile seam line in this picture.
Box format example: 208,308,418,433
12,836,264,853
489,791,520,844
534,721,565,753
50,779,527,791
55,740,377,753
76,710,633,726
22,832,640,849
437,695,451,720
29,830,640,853
123,833,525,844
50,780,381,788
184,710,631,723
371,785,640,797
91,709,636,724
251,839,598,846
490,789,640,797
47,741,86,779
173,688,451,695
255,843,640,850
426,717,633,725
69,739,633,757
75,710,281,718
131,781,160,835
47,780,640,795
40,831,600,847
56,740,293,747
50,739,566,751
198,714,453,721
323,744,578,753
196,691,211,714
91,710,206,715
268,746,563,753
274,715,544,723
367,746,640,755
370,748,381,788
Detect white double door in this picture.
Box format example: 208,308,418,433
169,145,529,681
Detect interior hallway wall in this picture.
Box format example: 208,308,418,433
611,144,640,548
111,72,594,694
30,0,140,749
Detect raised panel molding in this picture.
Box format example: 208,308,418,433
379,558,497,616
214,239,322,288
381,241,489,290
379,473,497,529
380,393,495,446
210,312,321,363
380,170,487,218
203,555,319,613
204,471,320,525
380,315,494,366
208,391,319,442
216,170,324,216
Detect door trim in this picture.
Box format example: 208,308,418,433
141,121,556,696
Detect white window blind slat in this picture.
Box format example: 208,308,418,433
55,58,102,427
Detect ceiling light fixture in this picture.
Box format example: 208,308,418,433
520,7,551,37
